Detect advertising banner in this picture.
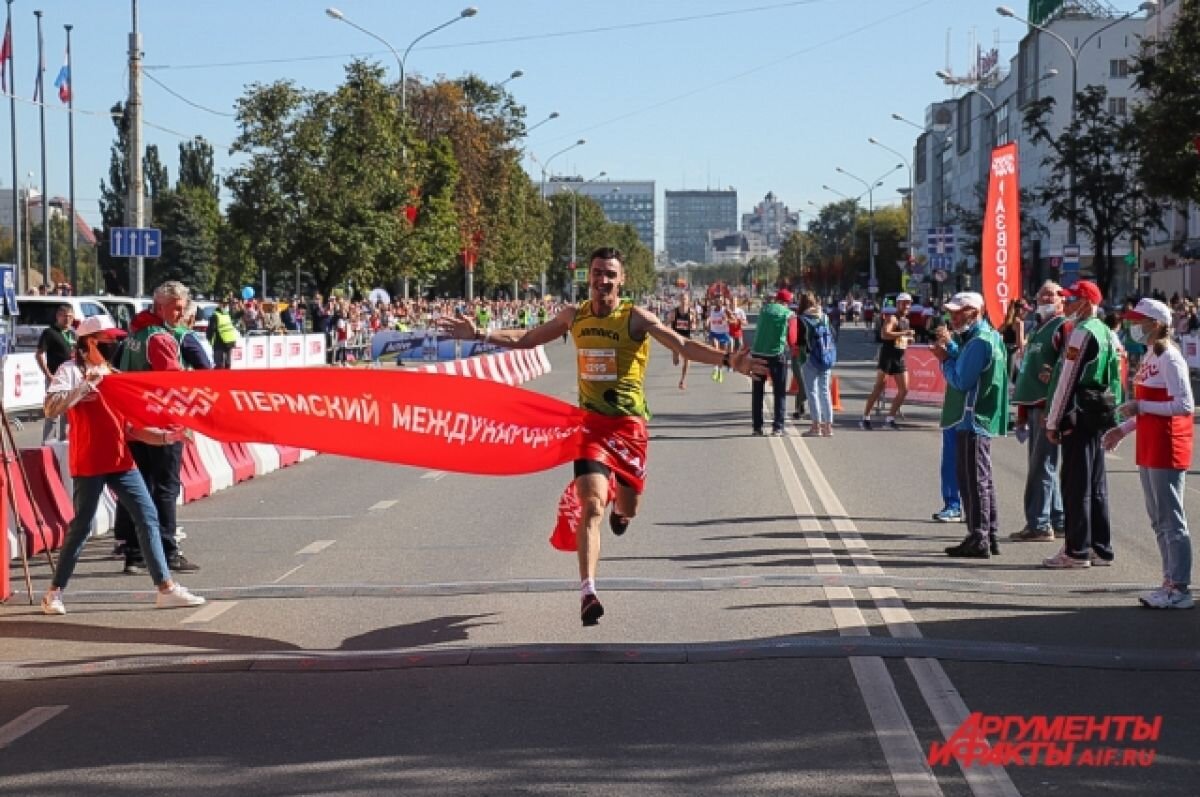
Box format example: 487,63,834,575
982,142,1020,328
883,345,946,406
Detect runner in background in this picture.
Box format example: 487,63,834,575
728,297,747,354
861,292,915,430
707,298,732,383
438,247,760,626
669,293,695,390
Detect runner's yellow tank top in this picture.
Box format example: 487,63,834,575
571,299,651,419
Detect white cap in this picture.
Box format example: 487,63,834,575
76,316,125,338
896,292,913,303
944,292,984,311
1126,298,1171,327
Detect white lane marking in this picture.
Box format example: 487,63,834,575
0,706,68,749
790,436,1021,797
295,540,335,556
769,437,942,797
272,564,305,584
180,515,354,523
369,500,398,511
420,471,446,481
182,601,237,625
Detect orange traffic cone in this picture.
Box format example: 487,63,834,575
830,374,844,411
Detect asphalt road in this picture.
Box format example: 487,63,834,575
2,325,1198,796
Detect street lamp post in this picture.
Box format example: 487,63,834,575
996,2,1157,248
833,164,903,293
567,171,606,304
867,137,914,268
498,69,523,88
536,139,586,297
327,6,477,301
524,111,559,137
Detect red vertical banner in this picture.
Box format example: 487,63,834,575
982,143,1020,327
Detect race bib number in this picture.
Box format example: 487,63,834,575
579,348,618,381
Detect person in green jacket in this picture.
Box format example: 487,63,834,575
932,292,1010,559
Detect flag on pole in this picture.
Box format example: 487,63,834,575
53,53,69,103
0,19,11,93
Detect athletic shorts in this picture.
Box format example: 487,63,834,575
878,349,907,375
708,332,731,346
573,458,634,488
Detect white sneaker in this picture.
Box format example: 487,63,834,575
1089,551,1114,567
1138,582,1172,607
1141,587,1194,610
1043,548,1091,569
156,584,206,609
41,591,66,616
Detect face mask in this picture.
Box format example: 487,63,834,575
1130,325,1150,344
1036,303,1057,319
954,321,973,335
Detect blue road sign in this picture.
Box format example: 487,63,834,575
926,226,956,257
109,227,162,258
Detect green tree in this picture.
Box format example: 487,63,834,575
806,200,859,294
226,61,419,296
1024,85,1162,296
778,231,812,286
151,187,220,292
177,136,220,200
548,193,609,294
1132,0,1200,205
144,145,170,211
480,160,550,296
401,136,461,292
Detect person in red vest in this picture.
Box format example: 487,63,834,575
1104,298,1194,610
39,315,205,616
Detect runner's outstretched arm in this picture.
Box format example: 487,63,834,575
437,307,576,349
631,307,763,375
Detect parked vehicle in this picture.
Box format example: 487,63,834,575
12,296,114,352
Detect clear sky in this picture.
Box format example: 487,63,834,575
0,0,1150,250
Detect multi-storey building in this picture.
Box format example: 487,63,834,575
908,5,1146,294
665,189,737,264
741,192,800,251
542,178,656,251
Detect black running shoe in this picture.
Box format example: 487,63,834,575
167,555,200,573
123,557,145,575
581,594,605,626
609,512,630,536
989,536,1001,556
945,539,990,559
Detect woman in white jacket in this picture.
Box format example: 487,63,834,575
1104,298,1194,610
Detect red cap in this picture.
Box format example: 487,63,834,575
775,289,793,304
1062,280,1102,305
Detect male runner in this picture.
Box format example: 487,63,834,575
669,293,695,390
438,247,757,626
707,298,732,382
861,292,915,429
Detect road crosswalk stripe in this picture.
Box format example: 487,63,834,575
0,706,67,749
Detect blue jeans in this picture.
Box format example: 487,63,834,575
53,469,170,589
751,354,788,432
1023,406,1064,531
940,427,961,512
802,362,833,423
1139,468,1192,590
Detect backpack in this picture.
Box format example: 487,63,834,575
802,314,837,372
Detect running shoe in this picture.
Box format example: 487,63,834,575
1138,581,1172,608
1089,550,1114,567
716,369,725,383
41,591,66,616
1043,548,1091,569
859,418,873,430
931,507,963,523
156,584,206,609
989,536,1001,556
581,593,605,626
609,512,630,537
771,428,786,437
1140,586,1194,609
884,418,899,430
1009,526,1055,542
945,538,990,558
711,368,719,382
